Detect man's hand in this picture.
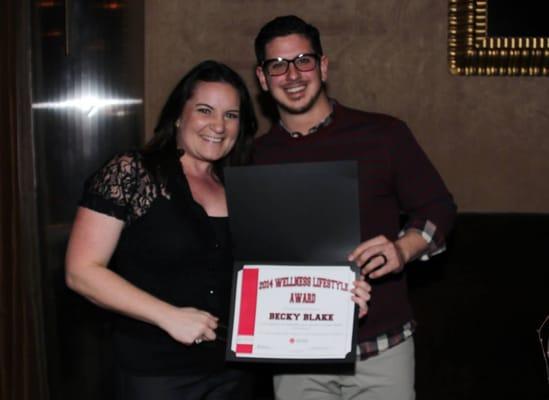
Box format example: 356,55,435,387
348,231,429,279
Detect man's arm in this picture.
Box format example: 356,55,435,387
350,120,457,278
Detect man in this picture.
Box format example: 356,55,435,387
253,15,457,400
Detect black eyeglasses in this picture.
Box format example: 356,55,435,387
261,53,320,77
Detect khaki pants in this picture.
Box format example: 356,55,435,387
273,338,415,400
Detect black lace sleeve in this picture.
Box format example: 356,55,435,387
79,152,159,223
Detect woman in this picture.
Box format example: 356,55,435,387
65,60,258,399
66,60,371,399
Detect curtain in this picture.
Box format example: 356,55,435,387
0,0,49,399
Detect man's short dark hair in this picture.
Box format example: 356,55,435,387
254,15,323,65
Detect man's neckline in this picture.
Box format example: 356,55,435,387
278,100,336,138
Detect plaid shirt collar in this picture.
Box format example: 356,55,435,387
278,101,335,138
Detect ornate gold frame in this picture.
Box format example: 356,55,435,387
449,0,549,76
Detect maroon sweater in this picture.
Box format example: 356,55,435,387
253,101,456,341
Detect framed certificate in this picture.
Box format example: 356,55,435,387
224,161,361,363
226,262,359,363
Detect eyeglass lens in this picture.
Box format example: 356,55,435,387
266,54,317,76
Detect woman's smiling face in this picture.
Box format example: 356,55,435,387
176,81,240,164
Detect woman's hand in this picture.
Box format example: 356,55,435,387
159,307,219,345
351,278,371,318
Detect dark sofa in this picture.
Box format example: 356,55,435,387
409,213,549,399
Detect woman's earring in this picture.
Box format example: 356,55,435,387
175,119,181,128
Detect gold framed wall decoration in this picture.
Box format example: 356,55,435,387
449,0,549,76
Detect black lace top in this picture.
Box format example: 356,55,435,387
80,152,234,374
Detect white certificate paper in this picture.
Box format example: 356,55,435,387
227,264,358,362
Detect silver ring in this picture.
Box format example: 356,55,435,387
194,338,203,344
378,253,387,266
